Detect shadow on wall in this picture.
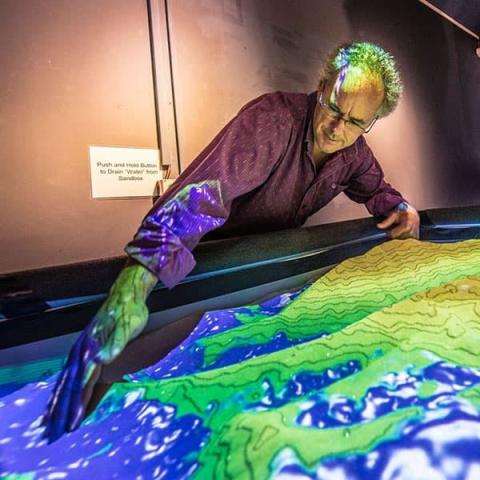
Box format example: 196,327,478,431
242,0,352,93
343,0,480,207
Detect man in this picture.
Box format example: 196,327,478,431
43,41,420,441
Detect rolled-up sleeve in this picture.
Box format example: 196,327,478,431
344,137,407,217
125,93,292,288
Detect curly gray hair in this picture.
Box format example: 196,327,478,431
319,42,403,118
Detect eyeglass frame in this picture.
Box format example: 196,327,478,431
317,90,378,134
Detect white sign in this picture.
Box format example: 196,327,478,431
89,145,162,199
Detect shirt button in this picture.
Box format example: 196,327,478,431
331,183,336,189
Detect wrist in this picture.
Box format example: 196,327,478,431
111,262,158,302
395,201,409,213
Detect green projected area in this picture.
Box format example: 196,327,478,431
3,239,480,479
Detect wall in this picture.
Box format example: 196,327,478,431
1,0,479,273
0,0,157,273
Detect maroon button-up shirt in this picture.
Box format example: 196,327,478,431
125,91,406,288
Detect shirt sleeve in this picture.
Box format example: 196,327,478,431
124,93,292,289
344,137,408,217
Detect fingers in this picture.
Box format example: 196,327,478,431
79,364,103,420
378,207,420,240
411,227,420,239
388,224,410,239
377,211,398,229
43,335,84,442
388,220,418,239
42,299,149,441
65,335,101,433
43,333,100,442
41,362,69,429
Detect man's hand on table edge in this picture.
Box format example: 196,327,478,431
376,202,420,240
42,260,157,443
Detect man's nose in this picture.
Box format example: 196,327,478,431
328,116,346,134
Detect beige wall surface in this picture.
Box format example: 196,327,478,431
167,0,350,166
1,0,479,273
0,0,158,273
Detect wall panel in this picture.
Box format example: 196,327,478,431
0,0,157,273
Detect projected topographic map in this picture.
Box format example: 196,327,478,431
2,239,480,479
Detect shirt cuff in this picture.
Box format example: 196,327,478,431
125,226,196,289
368,193,407,217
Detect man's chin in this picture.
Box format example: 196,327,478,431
321,141,342,154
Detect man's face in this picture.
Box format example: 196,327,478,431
313,71,384,158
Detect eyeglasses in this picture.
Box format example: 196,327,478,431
318,92,377,134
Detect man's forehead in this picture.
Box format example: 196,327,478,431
329,66,384,98
323,68,384,121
